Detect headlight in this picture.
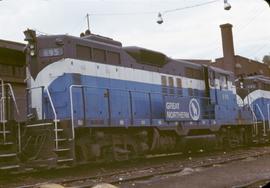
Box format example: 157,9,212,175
30,44,35,50
30,50,35,57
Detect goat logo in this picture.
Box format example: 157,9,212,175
189,98,200,121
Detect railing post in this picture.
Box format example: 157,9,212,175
82,87,86,125
268,103,270,131
256,103,266,136
41,86,44,120
149,93,152,125
250,104,258,136
129,91,133,125
26,88,29,115
18,123,21,153
6,83,20,118
46,88,59,150
106,88,111,126
1,79,5,123
0,79,6,143
69,86,75,140
5,85,10,120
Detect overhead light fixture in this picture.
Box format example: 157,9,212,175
224,0,231,10
156,12,163,24
264,0,270,7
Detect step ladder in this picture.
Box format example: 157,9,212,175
45,88,75,165
21,119,75,168
0,80,20,171
0,121,20,171
20,120,66,168
53,120,75,165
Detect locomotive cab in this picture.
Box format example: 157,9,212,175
207,66,238,124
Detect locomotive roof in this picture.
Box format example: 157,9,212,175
208,66,234,75
242,75,270,84
37,34,123,49
35,33,234,77
36,34,201,68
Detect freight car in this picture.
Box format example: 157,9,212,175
0,29,267,170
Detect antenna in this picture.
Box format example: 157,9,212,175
86,13,90,31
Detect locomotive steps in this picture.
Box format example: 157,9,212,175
0,121,20,171
19,120,75,169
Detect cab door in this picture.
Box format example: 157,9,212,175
208,69,218,104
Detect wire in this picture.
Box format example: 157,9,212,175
236,7,267,35
253,43,270,57
163,0,219,14
88,0,220,16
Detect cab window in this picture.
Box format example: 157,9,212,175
219,74,228,90
209,71,215,87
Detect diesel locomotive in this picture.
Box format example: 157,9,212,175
0,28,269,170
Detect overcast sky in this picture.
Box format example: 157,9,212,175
0,0,269,61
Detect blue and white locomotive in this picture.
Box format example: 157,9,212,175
19,29,265,165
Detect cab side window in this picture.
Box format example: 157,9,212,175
209,71,215,87
220,74,228,90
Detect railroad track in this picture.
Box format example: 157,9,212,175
15,146,270,188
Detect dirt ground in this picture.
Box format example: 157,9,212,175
119,154,270,188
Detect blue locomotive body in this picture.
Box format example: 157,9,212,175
26,33,249,130
41,60,238,128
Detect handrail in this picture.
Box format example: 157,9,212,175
69,85,78,140
0,79,6,143
0,98,3,123
268,103,270,132
256,104,266,136
246,91,258,136
5,83,20,117
18,123,21,153
45,87,59,150
0,78,5,123
249,104,258,136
